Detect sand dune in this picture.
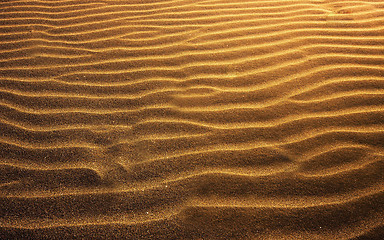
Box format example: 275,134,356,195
1,0,384,239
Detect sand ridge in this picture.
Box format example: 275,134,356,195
1,0,384,239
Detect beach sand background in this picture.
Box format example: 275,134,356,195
0,0,384,239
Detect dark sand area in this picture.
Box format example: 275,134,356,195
0,0,384,239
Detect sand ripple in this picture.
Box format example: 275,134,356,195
1,0,383,239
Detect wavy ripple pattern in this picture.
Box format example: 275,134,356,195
1,0,384,239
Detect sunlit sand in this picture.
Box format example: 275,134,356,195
0,0,384,239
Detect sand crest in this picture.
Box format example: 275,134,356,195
1,0,384,239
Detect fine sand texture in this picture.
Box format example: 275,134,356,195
1,0,384,239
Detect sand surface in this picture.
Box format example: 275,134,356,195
1,0,384,239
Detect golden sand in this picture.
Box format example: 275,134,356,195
0,0,383,239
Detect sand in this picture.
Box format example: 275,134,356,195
0,0,384,239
